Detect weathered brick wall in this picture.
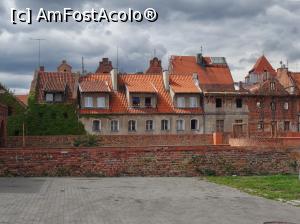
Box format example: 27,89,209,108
229,137,300,148
6,134,214,148
0,146,298,177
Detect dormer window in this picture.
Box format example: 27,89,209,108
177,97,185,108
54,93,62,102
132,97,140,107
45,92,63,103
84,97,93,108
96,97,106,108
270,82,275,91
145,97,152,107
189,97,197,108
46,93,54,102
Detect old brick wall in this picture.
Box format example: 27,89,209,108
229,137,300,148
6,134,214,148
0,146,297,177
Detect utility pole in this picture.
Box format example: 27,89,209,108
116,46,119,73
30,38,45,68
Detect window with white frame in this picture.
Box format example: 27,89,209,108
97,97,106,108
284,102,289,110
176,119,185,131
177,97,185,108
128,120,137,132
146,120,154,131
45,93,54,102
92,120,101,132
189,97,197,108
84,97,93,108
161,119,170,131
111,120,119,132
191,119,198,130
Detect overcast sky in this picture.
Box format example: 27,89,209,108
1,0,300,94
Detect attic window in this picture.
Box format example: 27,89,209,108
270,82,275,91
46,93,54,102
145,97,152,107
132,97,140,107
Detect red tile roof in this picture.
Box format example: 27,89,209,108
126,81,157,93
169,55,235,92
36,72,76,103
79,80,110,92
249,55,276,76
170,74,201,93
79,73,203,115
15,95,28,106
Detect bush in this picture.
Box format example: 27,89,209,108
73,135,99,147
8,93,86,136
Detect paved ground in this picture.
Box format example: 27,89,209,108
0,177,299,224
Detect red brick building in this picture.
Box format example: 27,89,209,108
0,103,7,147
244,56,300,137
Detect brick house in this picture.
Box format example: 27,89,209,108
30,60,78,104
243,56,300,137
0,103,7,147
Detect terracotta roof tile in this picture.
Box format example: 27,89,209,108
79,80,110,92
170,74,201,93
79,73,203,115
126,81,157,93
36,72,76,103
169,55,235,92
249,55,276,76
15,95,28,106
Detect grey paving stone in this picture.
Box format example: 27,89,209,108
0,177,299,224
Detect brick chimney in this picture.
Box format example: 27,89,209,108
96,58,113,73
145,57,163,73
39,66,45,72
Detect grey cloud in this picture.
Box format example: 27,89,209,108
1,0,300,93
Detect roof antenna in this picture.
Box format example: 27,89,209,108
81,56,85,75
154,48,156,58
30,38,46,68
287,59,289,69
201,45,203,54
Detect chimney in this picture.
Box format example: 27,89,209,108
39,66,45,72
163,70,169,90
110,68,118,91
196,53,205,67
